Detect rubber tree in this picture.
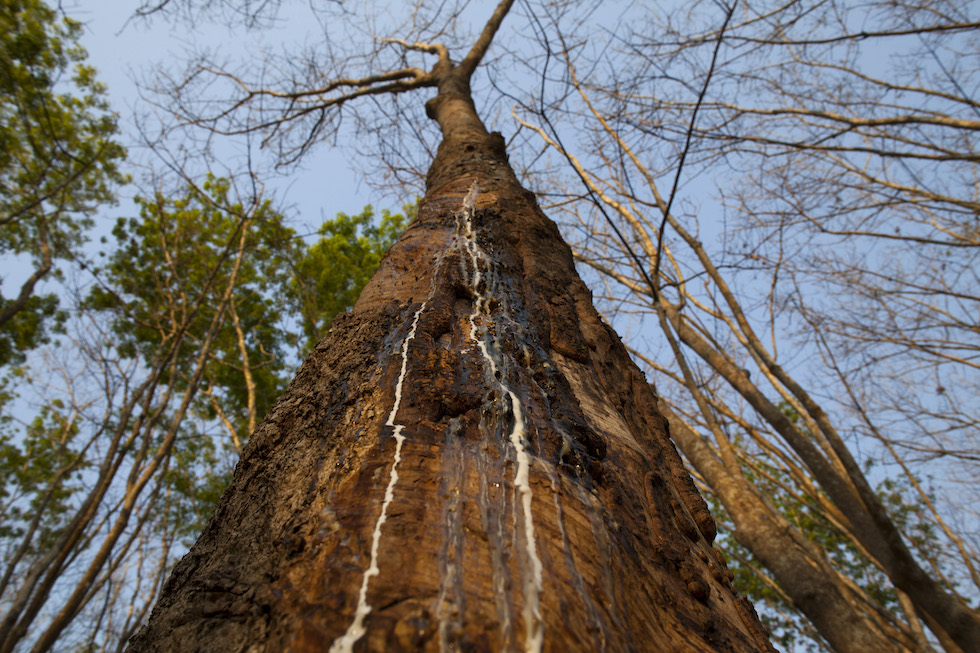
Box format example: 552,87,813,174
128,1,773,650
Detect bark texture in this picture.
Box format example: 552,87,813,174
128,55,775,653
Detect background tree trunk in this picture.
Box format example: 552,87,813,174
127,78,774,652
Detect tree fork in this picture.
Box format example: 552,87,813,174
128,7,775,653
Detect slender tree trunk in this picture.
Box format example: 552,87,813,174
664,407,924,653
128,69,774,653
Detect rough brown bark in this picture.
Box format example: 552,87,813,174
128,19,776,652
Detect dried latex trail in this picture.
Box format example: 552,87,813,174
458,182,544,653
330,304,427,653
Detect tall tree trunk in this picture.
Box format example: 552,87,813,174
128,69,774,653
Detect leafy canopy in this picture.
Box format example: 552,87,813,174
290,203,412,351
87,175,295,439
0,0,125,364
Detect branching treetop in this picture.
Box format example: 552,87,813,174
154,0,516,169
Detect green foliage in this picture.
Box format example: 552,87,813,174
707,407,951,652
0,398,85,552
0,292,62,366
80,175,301,542
290,203,411,351
79,178,408,541
0,0,125,359
87,175,294,443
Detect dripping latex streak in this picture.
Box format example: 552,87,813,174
330,304,427,653
458,183,544,653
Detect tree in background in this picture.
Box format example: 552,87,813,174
0,172,277,651
290,204,413,353
87,174,296,454
0,0,125,366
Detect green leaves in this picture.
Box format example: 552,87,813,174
0,399,84,550
79,177,408,543
87,175,294,445
0,0,125,356
0,292,62,366
290,204,411,351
